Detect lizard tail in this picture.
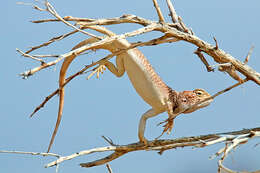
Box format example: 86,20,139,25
47,26,116,152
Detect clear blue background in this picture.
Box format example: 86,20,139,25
1,0,260,173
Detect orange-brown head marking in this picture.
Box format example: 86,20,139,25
160,89,212,136
181,88,212,114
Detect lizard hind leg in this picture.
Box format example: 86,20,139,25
138,109,161,144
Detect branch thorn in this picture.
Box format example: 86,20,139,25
244,45,254,64
213,37,218,50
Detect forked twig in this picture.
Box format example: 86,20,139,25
16,48,46,64
44,1,100,39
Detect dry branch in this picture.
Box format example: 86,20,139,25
23,14,260,85
43,128,260,169
16,0,260,172
2,128,258,172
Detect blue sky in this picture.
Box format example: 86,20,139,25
1,0,260,173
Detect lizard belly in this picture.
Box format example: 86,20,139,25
123,49,167,111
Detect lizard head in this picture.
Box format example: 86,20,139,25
176,88,213,114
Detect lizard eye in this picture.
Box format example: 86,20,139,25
195,90,203,96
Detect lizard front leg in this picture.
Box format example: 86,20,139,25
89,54,126,79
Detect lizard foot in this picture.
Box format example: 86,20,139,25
155,118,174,140
87,64,106,80
139,136,148,146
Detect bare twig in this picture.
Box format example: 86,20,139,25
44,1,100,39
102,136,116,146
16,48,46,64
106,164,113,173
29,62,97,117
213,36,219,50
244,45,254,64
211,78,249,99
32,15,152,27
194,48,214,72
25,30,78,54
152,0,165,22
177,16,190,33
0,150,60,158
166,0,178,23
32,54,60,58
17,2,46,11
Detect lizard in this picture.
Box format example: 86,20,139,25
46,25,213,152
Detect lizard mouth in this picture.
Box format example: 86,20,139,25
183,98,213,114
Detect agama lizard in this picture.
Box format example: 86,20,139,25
46,25,213,152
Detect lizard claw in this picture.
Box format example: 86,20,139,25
139,137,148,145
155,118,174,140
87,64,106,80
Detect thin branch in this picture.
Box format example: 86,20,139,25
166,0,178,23
25,30,78,54
44,1,100,39
16,48,46,64
211,78,249,99
32,54,60,58
244,45,254,64
152,0,165,22
194,48,214,72
0,150,60,158
102,136,116,146
42,127,260,168
17,2,46,11
29,62,97,117
32,15,152,27
106,164,113,173
213,36,219,50
177,16,190,33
